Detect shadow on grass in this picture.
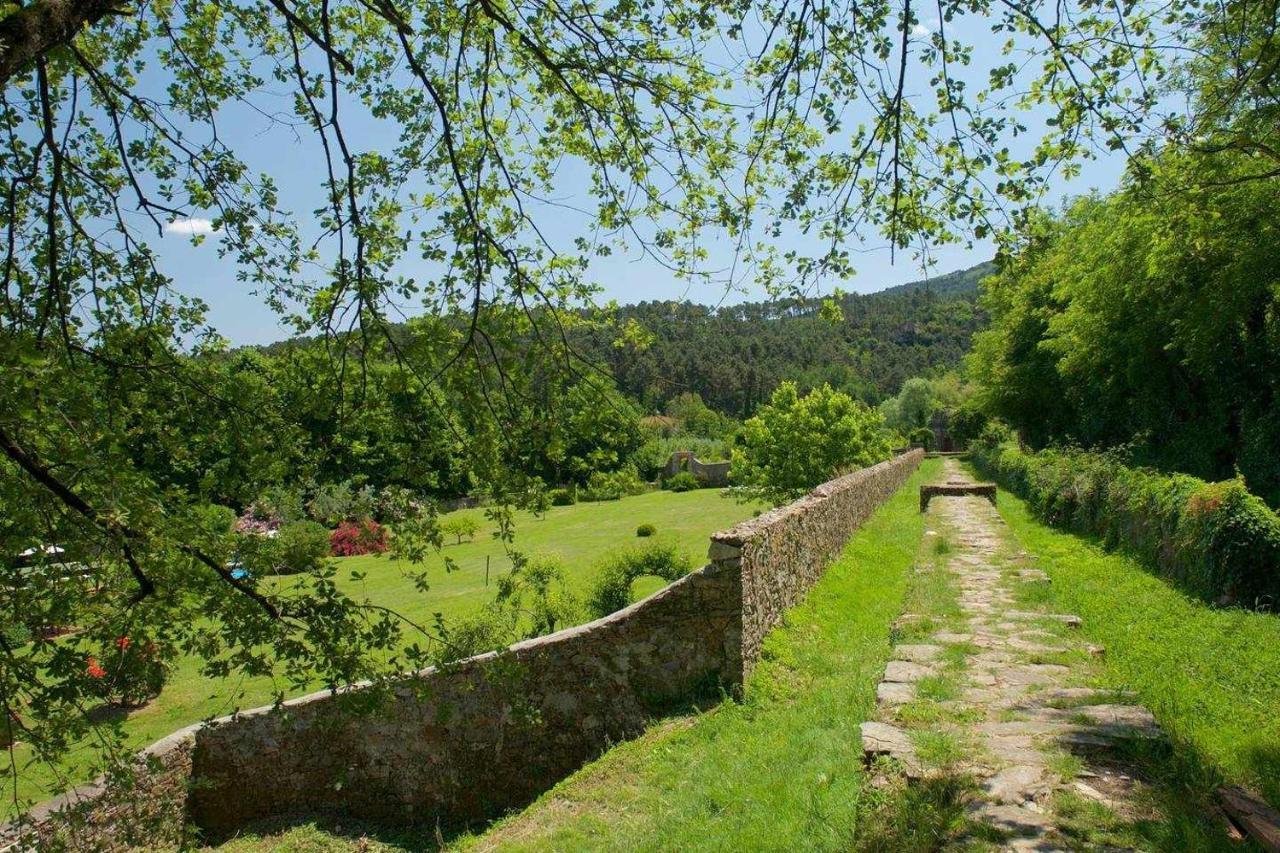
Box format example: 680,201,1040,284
1051,736,1253,851
846,774,978,851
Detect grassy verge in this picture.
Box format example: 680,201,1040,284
991,482,1280,809
450,459,944,851
11,489,761,810
207,459,941,852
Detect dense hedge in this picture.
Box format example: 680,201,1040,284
971,442,1280,608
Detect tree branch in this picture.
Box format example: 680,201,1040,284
0,0,128,88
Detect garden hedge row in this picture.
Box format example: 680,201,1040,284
971,442,1280,608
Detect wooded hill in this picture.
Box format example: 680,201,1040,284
579,261,992,417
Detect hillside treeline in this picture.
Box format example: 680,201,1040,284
173,272,985,509
578,272,988,417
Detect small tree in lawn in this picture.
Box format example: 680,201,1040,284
732,382,892,504
440,515,481,545
87,636,170,708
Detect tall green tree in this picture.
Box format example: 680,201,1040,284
732,382,892,504
969,152,1280,503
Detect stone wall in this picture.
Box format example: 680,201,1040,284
710,450,925,678
6,450,922,849
662,451,732,487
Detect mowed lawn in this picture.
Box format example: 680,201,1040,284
10,489,762,811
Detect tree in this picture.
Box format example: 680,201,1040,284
0,0,1235,808
886,378,938,432
732,383,892,503
968,149,1280,505
440,515,481,545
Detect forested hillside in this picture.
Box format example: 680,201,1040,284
579,263,990,417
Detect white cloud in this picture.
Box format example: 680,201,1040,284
912,18,939,37
164,216,216,236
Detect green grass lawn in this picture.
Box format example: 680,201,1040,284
989,481,1280,809
201,459,1279,852
10,489,762,812
207,459,943,852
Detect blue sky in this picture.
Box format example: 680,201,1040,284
148,15,1136,347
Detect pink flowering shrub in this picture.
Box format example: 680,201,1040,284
234,502,283,536
330,519,388,557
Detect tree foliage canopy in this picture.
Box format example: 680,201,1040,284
732,382,892,503
969,147,1280,504
0,0,1262,809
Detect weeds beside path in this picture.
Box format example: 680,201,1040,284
990,474,1280,811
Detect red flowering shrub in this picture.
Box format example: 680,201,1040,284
329,519,388,557
86,637,169,707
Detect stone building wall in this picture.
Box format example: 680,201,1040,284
662,451,732,487
6,450,922,849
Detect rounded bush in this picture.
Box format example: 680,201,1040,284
274,520,331,574
330,519,388,557
636,523,657,537
550,488,576,506
87,636,169,708
665,471,700,492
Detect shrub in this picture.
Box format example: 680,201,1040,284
665,471,701,492
330,519,388,557
431,609,516,666
255,485,307,525
550,487,577,506
494,554,583,637
274,521,331,574
234,502,283,536
586,542,692,618
307,481,356,527
971,442,1280,607
2,620,31,649
526,482,553,518
440,515,481,545
199,504,238,536
907,427,934,451
732,382,891,504
971,419,1015,451
232,530,279,578
376,485,422,523
636,523,657,537
582,466,647,502
87,636,169,708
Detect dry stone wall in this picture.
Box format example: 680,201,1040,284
712,450,925,678
6,450,922,850
662,451,732,487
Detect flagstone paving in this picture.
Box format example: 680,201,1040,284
862,460,1165,851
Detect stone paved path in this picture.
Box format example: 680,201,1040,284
861,460,1165,850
